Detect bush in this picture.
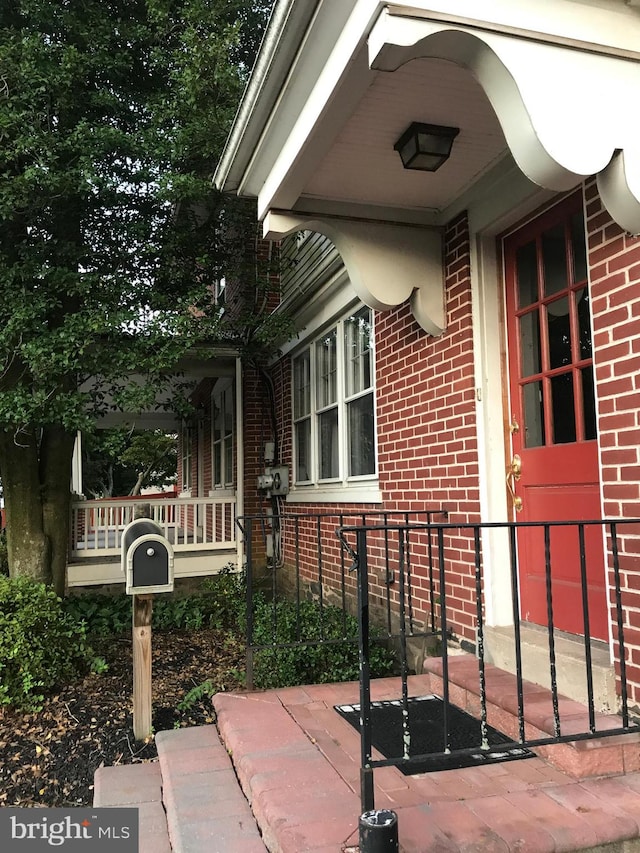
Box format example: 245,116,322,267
0,576,95,710
63,594,131,636
63,570,396,692
63,569,247,637
249,596,396,689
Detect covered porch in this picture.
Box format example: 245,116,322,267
68,349,245,588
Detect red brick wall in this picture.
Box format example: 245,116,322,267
374,213,481,640
586,179,640,701
259,213,482,642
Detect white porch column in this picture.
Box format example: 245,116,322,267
71,432,83,496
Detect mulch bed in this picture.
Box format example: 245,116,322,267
0,628,246,807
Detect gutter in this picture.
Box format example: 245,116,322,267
214,0,320,193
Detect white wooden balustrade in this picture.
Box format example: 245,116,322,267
70,495,237,559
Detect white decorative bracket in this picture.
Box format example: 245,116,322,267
368,9,640,234
263,211,445,336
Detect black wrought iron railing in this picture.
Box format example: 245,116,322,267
336,517,640,814
237,510,448,690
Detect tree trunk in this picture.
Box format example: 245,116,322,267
0,426,75,593
0,429,50,584
41,427,76,597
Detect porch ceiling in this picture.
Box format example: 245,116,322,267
86,349,237,430
299,57,508,215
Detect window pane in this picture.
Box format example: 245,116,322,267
581,366,596,441
570,211,587,283
316,329,337,409
542,224,568,297
348,393,375,476
224,388,234,438
519,310,541,377
213,401,222,442
551,372,576,444
295,419,311,482
516,241,537,308
224,438,233,485
213,443,222,487
523,381,545,448
293,350,311,418
576,289,592,360
547,296,571,369
345,308,372,396
319,408,339,479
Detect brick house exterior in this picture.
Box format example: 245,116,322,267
171,1,640,707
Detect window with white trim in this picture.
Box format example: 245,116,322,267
292,306,376,486
211,380,234,488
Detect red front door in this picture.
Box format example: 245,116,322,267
503,193,608,640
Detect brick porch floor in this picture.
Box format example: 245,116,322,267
95,656,640,853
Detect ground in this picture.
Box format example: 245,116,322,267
0,628,246,807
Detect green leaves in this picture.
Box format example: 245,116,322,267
0,0,272,434
0,576,95,710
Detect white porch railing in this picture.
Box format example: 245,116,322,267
70,496,237,559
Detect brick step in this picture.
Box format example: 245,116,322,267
156,726,267,853
93,762,171,853
93,726,267,853
422,654,640,778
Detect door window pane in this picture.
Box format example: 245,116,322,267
519,310,541,377
551,373,576,444
516,241,538,308
523,381,545,448
576,289,592,360
570,211,587,283
581,366,597,441
542,224,568,297
547,296,571,369
348,393,375,476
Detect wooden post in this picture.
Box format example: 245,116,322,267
133,593,153,740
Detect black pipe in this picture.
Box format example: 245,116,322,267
359,809,399,853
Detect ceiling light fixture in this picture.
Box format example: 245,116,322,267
394,122,460,172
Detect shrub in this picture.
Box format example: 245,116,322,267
62,570,396,692
248,596,396,689
63,594,131,636
0,576,95,710
63,568,247,637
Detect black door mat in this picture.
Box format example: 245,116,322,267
335,694,535,774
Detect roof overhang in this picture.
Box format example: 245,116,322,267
215,0,640,333
86,348,238,430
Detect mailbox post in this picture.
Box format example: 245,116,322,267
121,518,174,740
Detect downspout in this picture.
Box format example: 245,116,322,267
235,356,245,570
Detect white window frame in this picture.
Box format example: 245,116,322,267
180,423,193,496
290,305,380,503
210,379,234,494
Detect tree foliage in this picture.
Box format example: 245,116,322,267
83,428,177,498
0,0,274,590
